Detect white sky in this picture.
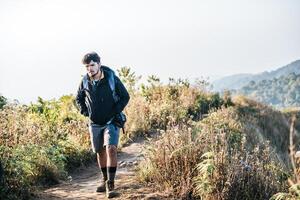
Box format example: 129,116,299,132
0,0,299,104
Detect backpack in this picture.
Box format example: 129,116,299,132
82,67,127,129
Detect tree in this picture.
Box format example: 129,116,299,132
0,95,7,109
117,67,141,93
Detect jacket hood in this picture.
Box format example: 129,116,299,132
101,65,115,75
84,65,115,81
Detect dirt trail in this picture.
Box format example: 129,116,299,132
36,138,169,200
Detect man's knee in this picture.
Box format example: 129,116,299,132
97,147,106,156
106,145,117,156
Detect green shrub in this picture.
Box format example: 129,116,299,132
138,106,289,199
0,96,93,199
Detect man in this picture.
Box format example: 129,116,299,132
76,52,130,198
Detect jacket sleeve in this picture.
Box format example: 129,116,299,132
76,80,89,116
114,76,130,114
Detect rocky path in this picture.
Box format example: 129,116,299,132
35,138,170,200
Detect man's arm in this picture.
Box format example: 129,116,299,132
76,80,89,116
114,76,130,114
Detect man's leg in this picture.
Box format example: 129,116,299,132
97,147,107,181
106,145,118,181
104,124,120,198
96,147,108,192
89,124,107,192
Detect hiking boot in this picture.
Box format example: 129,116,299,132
96,180,106,192
106,180,118,198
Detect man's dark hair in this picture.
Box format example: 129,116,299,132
82,52,101,64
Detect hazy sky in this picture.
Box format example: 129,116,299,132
0,0,299,104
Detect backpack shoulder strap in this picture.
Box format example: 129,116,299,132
82,75,89,90
104,67,120,103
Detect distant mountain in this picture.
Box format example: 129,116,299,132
238,72,300,108
212,60,300,91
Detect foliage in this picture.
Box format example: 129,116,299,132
138,101,292,199
238,73,300,108
271,116,300,200
117,66,141,94
121,74,230,145
0,95,93,199
2,67,299,199
137,122,204,198
0,95,7,109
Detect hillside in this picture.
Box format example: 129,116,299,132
1,68,300,199
237,72,300,108
213,59,300,91
138,95,300,199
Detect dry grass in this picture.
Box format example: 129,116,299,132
271,115,300,200
2,71,299,200
0,97,93,199
138,104,291,199
137,121,204,198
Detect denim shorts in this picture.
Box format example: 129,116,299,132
88,123,120,153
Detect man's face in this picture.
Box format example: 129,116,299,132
85,60,100,77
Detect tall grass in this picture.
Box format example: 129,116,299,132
1,68,298,199
0,96,93,199
138,106,289,199
271,115,300,200
137,121,205,198
121,75,229,145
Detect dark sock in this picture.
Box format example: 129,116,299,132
107,167,117,181
101,167,107,181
